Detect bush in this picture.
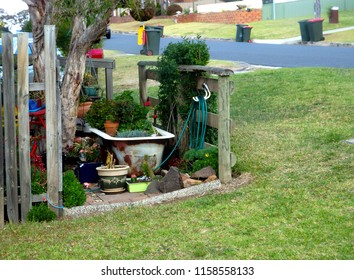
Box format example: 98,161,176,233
166,4,183,16
62,170,86,208
27,202,57,222
182,147,218,174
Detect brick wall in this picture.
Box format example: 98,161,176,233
110,9,262,25
177,10,262,24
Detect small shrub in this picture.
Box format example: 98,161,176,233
27,202,57,222
62,170,86,208
166,4,183,16
182,147,218,174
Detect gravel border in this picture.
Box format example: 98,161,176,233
64,179,222,218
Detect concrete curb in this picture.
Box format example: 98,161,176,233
64,180,222,218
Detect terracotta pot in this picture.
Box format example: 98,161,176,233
77,101,93,118
104,120,119,136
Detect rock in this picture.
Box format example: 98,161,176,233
183,178,203,188
180,172,190,181
158,166,183,193
160,169,169,177
144,180,161,194
191,166,216,180
204,175,218,183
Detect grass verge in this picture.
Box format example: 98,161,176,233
1,67,353,260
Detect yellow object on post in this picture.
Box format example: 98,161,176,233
137,25,145,45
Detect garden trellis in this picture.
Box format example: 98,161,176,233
138,61,236,183
1,26,62,228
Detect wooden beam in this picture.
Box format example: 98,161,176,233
105,68,113,99
17,33,32,222
138,63,148,105
179,65,234,77
29,82,45,92
218,76,232,183
2,33,19,223
45,26,63,217
0,69,4,228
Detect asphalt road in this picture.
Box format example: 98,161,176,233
104,33,354,68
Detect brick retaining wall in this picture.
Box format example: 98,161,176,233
110,9,262,25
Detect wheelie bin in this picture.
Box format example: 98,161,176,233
307,18,324,42
298,19,310,42
140,26,162,56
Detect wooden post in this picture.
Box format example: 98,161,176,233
0,75,4,228
138,62,148,105
17,33,32,221
45,26,63,216
3,33,19,223
105,68,113,100
218,76,232,183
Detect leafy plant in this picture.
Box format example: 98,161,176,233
64,136,101,162
114,90,152,132
85,98,119,130
82,72,98,87
182,147,218,174
157,37,211,135
27,202,57,222
62,170,86,208
31,165,47,195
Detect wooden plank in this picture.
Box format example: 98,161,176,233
146,69,159,81
2,33,19,223
137,61,158,67
138,64,148,105
45,26,63,216
105,68,113,99
179,65,234,77
218,76,232,183
29,82,45,92
58,57,116,69
0,71,4,228
17,33,32,222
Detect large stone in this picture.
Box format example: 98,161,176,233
191,166,216,180
204,175,218,183
183,178,203,188
158,166,183,193
144,180,161,194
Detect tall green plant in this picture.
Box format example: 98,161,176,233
157,37,210,134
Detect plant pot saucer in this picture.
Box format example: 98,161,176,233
100,187,125,194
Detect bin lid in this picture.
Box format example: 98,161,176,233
308,18,324,22
243,26,253,29
331,6,339,10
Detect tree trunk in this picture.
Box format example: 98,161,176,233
24,0,54,83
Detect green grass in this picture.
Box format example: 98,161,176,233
1,67,353,260
110,10,354,41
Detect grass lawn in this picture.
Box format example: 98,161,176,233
1,66,353,260
110,10,354,42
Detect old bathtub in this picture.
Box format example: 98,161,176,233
90,127,175,176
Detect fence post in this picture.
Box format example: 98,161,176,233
45,26,63,216
3,33,19,223
218,76,232,183
138,62,148,105
17,33,32,221
0,78,4,228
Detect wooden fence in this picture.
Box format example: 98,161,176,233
0,26,62,228
138,61,236,183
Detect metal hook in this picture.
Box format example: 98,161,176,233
202,83,211,100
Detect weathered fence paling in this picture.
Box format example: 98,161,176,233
0,27,61,227
137,61,235,183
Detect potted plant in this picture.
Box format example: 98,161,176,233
96,150,129,193
85,98,120,136
64,136,102,183
82,72,98,97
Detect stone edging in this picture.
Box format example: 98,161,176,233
64,179,222,218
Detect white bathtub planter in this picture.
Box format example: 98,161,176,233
90,127,175,176
96,164,129,193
